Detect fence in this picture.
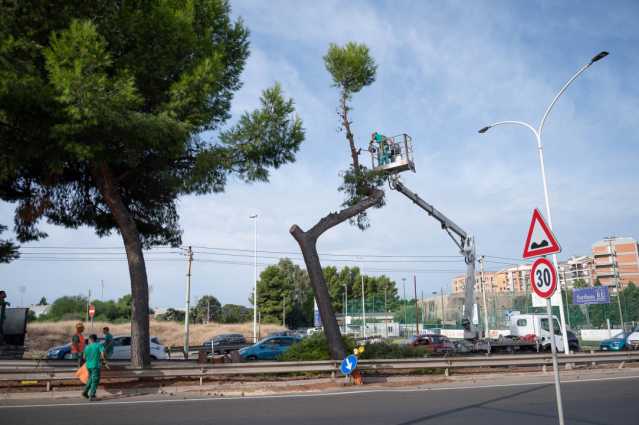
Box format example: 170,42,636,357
1,352,637,391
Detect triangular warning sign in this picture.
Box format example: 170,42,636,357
522,208,561,259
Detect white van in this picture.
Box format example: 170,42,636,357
509,314,565,352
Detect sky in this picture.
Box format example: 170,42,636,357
1,0,638,309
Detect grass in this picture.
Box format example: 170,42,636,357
26,320,284,351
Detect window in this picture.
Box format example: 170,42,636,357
274,338,295,346
113,337,131,347
541,319,562,335
517,319,527,327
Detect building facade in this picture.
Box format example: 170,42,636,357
557,256,594,288
592,237,639,290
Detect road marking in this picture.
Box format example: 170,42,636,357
1,373,638,409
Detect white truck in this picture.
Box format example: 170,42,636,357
508,313,565,353
456,313,565,354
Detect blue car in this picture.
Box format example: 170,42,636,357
47,343,72,359
600,332,631,351
238,335,301,360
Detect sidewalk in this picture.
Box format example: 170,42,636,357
2,365,638,404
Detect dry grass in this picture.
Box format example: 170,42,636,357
26,320,284,351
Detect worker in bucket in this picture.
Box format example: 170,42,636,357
371,132,390,166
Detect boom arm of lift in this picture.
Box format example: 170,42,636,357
390,178,479,340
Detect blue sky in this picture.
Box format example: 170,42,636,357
2,0,638,309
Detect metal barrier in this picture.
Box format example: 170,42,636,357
1,352,637,391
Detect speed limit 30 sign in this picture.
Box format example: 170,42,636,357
530,257,557,299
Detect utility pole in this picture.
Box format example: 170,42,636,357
250,214,258,343
413,274,419,336
440,288,445,325
361,270,366,340
344,283,348,334
402,277,407,335
184,246,193,358
282,295,286,327
207,299,210,325
561,267,571,328
100,280,104,300
479,256,489,338
86,289,91,323
384,286,388,338
607,237,624,328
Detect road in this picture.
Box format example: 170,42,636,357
1,374,637,425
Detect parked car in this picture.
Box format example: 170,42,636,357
46,336,167,360
600,331,632,351
566,329,580,352
267,330,300,338
203,333,248,354
409,334,455,354
238,335,301,361
627,326,639,350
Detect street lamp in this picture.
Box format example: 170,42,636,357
249,214,258,343
478,51,608,356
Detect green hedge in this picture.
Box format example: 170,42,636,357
279,334,429,361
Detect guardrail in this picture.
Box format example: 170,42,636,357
1,352,637,391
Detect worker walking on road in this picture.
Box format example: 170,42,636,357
71,322,86,366
82,334,107,401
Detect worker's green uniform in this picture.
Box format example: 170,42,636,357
102,332,113,359
374,132,390,165
82,342,104,398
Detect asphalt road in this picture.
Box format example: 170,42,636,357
1,375,637,425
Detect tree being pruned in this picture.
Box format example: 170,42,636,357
290,42,385,359
0,0,304,368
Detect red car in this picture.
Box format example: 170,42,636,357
410,334,455,354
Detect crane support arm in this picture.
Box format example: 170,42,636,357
393,180,467,242
392,177,479,340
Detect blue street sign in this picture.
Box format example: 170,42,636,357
340,354,358,375
573,286,610,305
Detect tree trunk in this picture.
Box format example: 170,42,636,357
94,164,150,368
290,188,384,360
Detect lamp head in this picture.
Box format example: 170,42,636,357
478,126,491,134
590,51,609,64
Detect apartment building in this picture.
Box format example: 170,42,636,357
557,256,594,288
592,237,639,290
451,272,497,294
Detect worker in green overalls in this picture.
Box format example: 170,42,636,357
371,132,391,166
82,334,107,401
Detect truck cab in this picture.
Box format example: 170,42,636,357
510,313,565,353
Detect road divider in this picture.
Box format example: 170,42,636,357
0,352,637,391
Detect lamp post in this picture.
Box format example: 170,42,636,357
478,51,608,357
249,214,258,343
343,283,348,334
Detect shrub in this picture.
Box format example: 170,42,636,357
358,342,428,359
279,333,356,361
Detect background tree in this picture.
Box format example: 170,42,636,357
192,295,222,324
155,308,185,322
324,266,399,314
256,258,312,328
220,304,252,323
0,225,19,263
0,1,303,367
289,42,384,359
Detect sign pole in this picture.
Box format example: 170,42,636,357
546,296,565,425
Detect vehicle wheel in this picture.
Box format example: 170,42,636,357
246,355,258,361
150,355,157,360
